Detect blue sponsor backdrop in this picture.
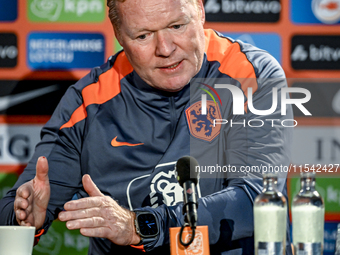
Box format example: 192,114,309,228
324,222,339,255
291,0,340,24
27,33,105,70
0,0,17,21
223,33,281,64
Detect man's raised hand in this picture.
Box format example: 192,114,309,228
14,156,50,229
58,174,141,246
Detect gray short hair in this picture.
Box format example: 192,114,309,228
107,0,201,34
107,0,125,33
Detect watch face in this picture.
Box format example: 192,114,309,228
137,213,158,237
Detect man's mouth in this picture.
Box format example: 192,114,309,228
166,62,180,69
159,60,182,70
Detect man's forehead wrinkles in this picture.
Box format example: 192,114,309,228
121,0,190,21
141,14,188,29
134,7,192,31
140,1,171,16
126,9,189,34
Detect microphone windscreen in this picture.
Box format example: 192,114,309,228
176,156,199,187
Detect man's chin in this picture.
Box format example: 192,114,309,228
153,82,187,92
153,77,191,92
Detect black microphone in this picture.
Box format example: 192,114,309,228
176,156,199,229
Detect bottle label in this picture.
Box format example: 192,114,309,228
296,242,321,255
258,242,283,255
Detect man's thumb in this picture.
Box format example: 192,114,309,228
83,174,103,197
35,156,49,182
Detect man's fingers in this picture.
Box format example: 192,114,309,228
15,209,27,221
16,185,31,199
14,196,29,210
13,157,50,230
80,227,109,239
65,217,106,230
63,196,107,211
20,221,32,227
59,207,103,221
15,209,33,227
14,182,33,225
35,156,49,183
82,174,103,197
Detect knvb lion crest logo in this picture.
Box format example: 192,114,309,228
186,100,221,142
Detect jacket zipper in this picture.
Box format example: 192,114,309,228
169,96,176,139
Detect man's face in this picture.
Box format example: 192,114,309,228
116,0,205,92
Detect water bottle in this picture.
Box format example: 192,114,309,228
292,172,324,255
254,173,287,255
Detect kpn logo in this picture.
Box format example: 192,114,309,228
28,0,105,22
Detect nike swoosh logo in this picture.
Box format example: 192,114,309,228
0,85,60,112
111,136,144,147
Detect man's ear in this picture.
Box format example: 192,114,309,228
198,0,205,25
114,27,123,47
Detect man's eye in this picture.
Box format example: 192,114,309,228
137,34,147,40
172,25,182,29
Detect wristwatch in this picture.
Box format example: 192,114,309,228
134,210,159,244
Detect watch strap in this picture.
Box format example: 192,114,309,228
34,229,45,246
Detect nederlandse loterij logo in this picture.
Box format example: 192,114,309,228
28,0,105,22
27,32,105,69
312,0,340,24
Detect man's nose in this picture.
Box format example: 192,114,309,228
155,31,176,57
